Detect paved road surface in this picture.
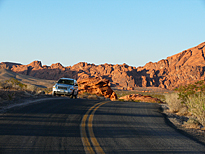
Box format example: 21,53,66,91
0,98,204,154
93,101,205,153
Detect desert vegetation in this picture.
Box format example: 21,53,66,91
0,78,52,93
165,80,205,127
114,82,205,128
0,77,27,90
0,78,52,102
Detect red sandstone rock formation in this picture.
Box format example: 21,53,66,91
119,94,163,103
137,42,205,89
77,77,117,101
1,41,205,89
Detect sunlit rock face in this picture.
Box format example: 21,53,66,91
77,77,118,101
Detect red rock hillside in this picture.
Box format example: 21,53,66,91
1,41,205,90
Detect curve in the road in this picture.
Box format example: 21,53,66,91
81,101,109,154
1,98,205,154
92,101,205,154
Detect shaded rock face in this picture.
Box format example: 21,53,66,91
77,77,118,101
119,94,163,103
1,41,205,89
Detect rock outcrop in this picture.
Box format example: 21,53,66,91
1,41,205,90
137,42,205,89
119,94,163,103
77,77,117,101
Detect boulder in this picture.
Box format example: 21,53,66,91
77,77,117,101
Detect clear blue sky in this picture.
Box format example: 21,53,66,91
0,0,205,67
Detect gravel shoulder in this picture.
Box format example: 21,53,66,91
160,104,205,145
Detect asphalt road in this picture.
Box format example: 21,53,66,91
0,98,205,154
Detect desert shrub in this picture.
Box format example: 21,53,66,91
7,92,15,100
3,78,27,90
26,85,38,92
0,81,12,89
0,90,15,101
187,94,205,126
149,93,165,102
164,92,186,113
43,88,52,94
175,80,205,103
174,80,205,125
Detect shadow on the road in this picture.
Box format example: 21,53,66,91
0,99,98,137
1,99,205,154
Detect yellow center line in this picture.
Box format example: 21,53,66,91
88,101,108,154
81,103,100,154
80,101,109,154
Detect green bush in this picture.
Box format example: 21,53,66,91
175,80,205,103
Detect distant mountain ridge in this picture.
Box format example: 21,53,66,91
1,41,205,89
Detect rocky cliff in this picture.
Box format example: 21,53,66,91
1,42,205,90
138,42,205,89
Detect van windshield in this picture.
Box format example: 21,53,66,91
58,79,74,85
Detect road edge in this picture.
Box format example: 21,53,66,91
159,104,205,146
0,96,67,113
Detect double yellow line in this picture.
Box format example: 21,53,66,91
80,101,109,154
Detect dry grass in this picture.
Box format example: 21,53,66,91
187,94,205,126
183,118,201,129
164,92,188,115
26,84,38,92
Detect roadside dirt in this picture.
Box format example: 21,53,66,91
160,104,205,145
0,89,62,113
